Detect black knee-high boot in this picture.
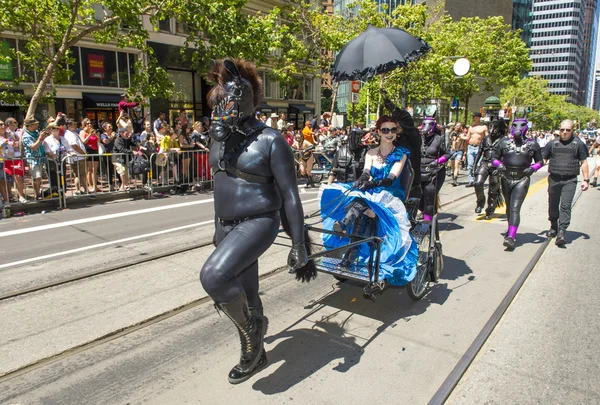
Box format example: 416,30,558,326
216,292,268,384
334,201,367,233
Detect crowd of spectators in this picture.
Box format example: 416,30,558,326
0,104,213,207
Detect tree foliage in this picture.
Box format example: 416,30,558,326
0,0,280,117
501,77,600,130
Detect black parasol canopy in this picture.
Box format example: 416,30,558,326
331,24,432,82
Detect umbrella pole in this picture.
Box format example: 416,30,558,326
366,84,369,127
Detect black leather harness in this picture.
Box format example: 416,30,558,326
211,127,274,185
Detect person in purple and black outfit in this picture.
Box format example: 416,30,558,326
492,118,544,250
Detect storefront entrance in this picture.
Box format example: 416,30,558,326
82,93,120,128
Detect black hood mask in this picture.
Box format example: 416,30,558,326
209,60,259,142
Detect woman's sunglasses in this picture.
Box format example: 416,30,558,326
379,127,398,134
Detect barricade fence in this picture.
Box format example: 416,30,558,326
1,156,63,209
1,148,319,212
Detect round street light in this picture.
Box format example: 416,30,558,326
453,58,471,77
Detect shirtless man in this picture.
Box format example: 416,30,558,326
466,112,488,187
449,122,468,186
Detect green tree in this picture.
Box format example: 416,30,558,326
0,0,280,117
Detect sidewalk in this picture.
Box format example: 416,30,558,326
448,185,600,404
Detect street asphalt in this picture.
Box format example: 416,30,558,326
2,164,592,404
448,178,600,405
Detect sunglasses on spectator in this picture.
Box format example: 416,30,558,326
379,127,399,134
0,123,4,127
559,128,572,132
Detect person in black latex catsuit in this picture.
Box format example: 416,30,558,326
492,118,544,250
199,60,313,384
472,115,506,219
420,117,450,221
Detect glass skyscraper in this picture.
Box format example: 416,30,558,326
529,0,600,106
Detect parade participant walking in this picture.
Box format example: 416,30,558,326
448,122,467,186
466,112,488,187
420,117,450,221
542,119,589,246
472,115,506,218
492,118,544,250
200,59,311,385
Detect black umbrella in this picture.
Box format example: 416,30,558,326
331,24,431,82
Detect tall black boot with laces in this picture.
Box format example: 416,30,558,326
216,292,268,384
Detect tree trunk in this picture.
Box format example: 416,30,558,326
26,52,64,118
329,81,340,118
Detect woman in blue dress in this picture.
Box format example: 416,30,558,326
318,116,418,286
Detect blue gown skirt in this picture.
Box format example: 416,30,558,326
318,183,418,286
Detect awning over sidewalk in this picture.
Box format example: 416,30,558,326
289,104,314,114
82,93,120,109
256,103,274,113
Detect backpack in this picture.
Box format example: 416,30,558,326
129,155,150,175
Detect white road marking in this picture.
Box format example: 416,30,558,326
0,193,319,269
0,199,215,238
0,221,213,270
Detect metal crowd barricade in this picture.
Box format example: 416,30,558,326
0,156,64,210
146,150,212,198
60,152,148,206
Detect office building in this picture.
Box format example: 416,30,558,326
512,0,534,48
592,69,600,111
529,0,599,106
0,0,320,129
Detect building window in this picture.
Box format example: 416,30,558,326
0,38,18,81
159,17,171,32
263,72,276,99
304,77,313,101
80,47,120,88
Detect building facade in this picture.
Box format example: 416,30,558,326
592,69,600,111
512,0,534,48
529,0,599,106
0,0,321,130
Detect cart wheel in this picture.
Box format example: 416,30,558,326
433,241,443,281
407,232,431,301
311,162,324,184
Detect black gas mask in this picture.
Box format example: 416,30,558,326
209,60,256,142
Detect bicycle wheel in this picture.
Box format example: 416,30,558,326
433,241,443,281
311,162,324,183
407,232,431,301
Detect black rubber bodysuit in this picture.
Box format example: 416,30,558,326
419,119,450,219
473,135,502,217
492,126,543,242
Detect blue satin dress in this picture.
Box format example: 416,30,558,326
318,146,418,286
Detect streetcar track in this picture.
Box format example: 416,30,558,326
0,190,477,383
1,189,475,303
0,264,290,383
429,165,594,405
0,240,213,302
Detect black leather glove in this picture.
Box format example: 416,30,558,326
353,170,370,189
494,163,506,176
358,180,375,191
523,167,534,177
428,160,439,170
288,243,308,270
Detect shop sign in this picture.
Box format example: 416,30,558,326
0,40,13,81
351,81,360,93
88,54,105,79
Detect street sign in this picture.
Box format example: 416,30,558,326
351,81,361,93
351,93,359,103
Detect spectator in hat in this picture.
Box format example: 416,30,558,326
64,118,89,196
21,116,47,200
277,113,286,132
266,112,278,129
153,111,168,142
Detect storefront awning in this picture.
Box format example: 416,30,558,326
83,93,120,109
289,104,314,114
256,103,274,113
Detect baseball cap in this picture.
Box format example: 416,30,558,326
472,112,482,117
